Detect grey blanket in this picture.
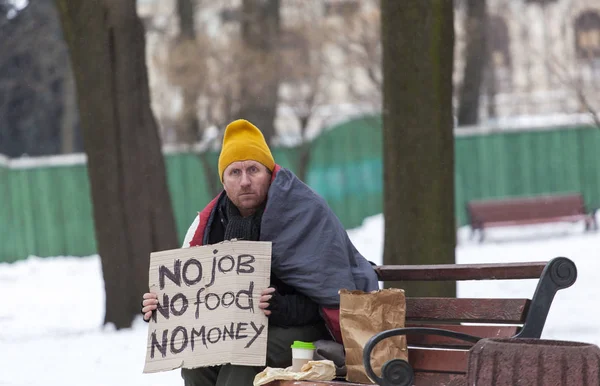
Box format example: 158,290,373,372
260,168,379,307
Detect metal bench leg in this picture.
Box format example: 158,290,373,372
590,209,598,231
585,212,598,232
478,228,485,243
469,227,476,240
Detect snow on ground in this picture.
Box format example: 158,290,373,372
2,215,600,386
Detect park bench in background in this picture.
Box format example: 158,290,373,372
467,193,598,242
266,256,577,386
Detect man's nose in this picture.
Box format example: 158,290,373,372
240,172,251,187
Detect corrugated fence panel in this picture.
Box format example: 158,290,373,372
164,153,215,242
47,165,94,258
0,163,14,259
2,119,600,262
0,164,97,262
454,127,600,226
307,116,383,229
580,128,600,209
61,165,96,256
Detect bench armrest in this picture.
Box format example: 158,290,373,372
362,327,482,386
516,257,577,338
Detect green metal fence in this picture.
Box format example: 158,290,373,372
2,117,599,262
1,159,96,260
454,126,600,225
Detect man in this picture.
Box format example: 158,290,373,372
141,119,379,386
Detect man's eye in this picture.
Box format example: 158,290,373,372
231,169,240,175
248,166,258,173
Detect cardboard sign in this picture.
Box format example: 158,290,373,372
143,240,272,373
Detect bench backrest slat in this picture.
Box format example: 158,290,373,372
376,262,545,281
406,298,530,324
468,194,585,224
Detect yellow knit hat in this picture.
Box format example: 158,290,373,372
218,119,275,180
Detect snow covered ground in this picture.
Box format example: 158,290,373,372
2,215,599,386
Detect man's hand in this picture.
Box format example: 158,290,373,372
141,292,158,321
258,287,276,316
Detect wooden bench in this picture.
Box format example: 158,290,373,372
467,193,598,242
267,256,577,386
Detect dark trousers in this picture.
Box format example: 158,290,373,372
181,323,330,386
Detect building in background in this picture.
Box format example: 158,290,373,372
137,0,600,144
454,0,600,126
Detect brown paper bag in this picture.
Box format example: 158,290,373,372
339,288,408,384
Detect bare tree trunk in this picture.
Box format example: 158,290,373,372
457,0,487,126
176,0,194,39
55,0,179,329
485,56,498,119
174,0,221,196
295,113,312,183
175,0,200,144
60,63,78,154
381,0,456,297
239,0,281,143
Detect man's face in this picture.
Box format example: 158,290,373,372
222,160,271,216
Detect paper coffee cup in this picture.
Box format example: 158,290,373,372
290,341,316,372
